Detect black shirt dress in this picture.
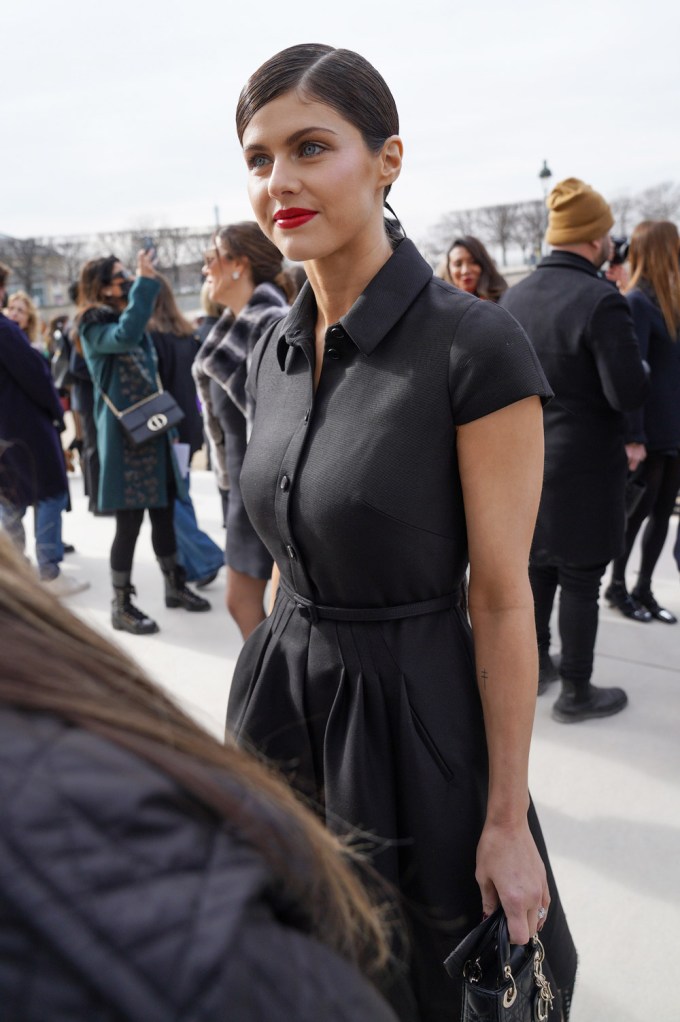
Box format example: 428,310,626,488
227,239,577,1021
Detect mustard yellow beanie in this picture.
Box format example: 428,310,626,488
546,177,614,245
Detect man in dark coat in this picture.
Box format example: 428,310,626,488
500,178,649,722
0,263,88,596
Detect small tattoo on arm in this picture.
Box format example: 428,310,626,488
481,668,488,691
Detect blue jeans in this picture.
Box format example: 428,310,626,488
173,478,223,583
0,491,68,579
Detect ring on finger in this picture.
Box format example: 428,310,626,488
537,906,547,921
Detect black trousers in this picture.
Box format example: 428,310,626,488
612,451,680,585
530,560,608,688
110,505,176,574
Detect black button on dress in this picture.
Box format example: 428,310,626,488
227,240,577,1021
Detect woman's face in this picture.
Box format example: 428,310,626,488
448,246,482,294
105,262,130,304
202,243,239,305
241,91,400,264
6,297,29,330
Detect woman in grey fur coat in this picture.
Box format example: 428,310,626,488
193,223,297,638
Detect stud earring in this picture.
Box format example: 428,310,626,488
232,271,241,281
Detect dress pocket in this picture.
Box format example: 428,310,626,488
407,699,457,786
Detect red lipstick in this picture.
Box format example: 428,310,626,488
274,208,318,230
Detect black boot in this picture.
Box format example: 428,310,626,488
631,581,677,624
552,679,628,723
538,648,560,696
158,556,211,612
604,579,652,622
111,571,159,635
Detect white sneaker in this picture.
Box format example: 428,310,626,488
42,573,91,598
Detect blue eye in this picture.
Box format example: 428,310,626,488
300,142,324,157
247,153,270,170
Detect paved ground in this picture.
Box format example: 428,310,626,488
46,469,680,1021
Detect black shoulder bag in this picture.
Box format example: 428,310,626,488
100,353,184,447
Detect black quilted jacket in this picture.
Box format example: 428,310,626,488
0,707,396,1022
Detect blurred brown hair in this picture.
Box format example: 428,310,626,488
0,530,392,977
625,220,680,337
216,221,297,303
76,255,120,309
148,273,195,336
0,261,11,291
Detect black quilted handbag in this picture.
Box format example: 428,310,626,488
444,909,557,1021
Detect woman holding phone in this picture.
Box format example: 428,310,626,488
77,251,210,635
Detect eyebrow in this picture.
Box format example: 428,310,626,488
243,125,339,153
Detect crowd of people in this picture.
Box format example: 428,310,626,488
1,40,679,1022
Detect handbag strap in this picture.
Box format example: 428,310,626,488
98,342,164,419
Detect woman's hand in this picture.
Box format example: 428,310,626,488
476,817,550,945
625,442,646,472
136,249,157,279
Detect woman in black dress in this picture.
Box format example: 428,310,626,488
227,44,577,1021
605,219,680,623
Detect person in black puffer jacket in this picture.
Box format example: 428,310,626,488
0,530,399,1022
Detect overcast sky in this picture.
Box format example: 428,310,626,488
4,0,679,244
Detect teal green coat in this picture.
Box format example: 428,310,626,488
80,277,186,511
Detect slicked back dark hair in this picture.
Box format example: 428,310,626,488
236,43,399,200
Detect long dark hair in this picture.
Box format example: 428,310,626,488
216,221,297,303
236,43,403,238
148,272,196,336
625,220,680,337
442,236,508,302
0,531,392,976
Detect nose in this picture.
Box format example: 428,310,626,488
267,156,300,199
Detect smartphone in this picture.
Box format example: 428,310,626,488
142,235,157,262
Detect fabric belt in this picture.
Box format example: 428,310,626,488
279,576,462,624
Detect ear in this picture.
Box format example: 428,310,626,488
233,255,250,280
377,135,403,189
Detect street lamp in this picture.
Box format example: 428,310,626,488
538,160,553,255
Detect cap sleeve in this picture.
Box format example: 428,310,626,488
448,299,552,425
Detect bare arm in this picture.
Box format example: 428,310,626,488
268,563,280,614
457,395,549,944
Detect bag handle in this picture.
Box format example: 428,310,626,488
445,909,555,1019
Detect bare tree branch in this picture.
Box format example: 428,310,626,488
609,194,636,237
512,200,545,261
475,203,520,266
634,181,680,221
